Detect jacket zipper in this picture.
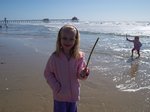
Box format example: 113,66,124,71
67,60,73,100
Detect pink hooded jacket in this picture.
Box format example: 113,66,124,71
44,51,86,102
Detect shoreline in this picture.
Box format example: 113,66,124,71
0,37,150,112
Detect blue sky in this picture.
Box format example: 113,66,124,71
0,0,150,21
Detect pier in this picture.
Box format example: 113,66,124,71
0,18,77,24
0,18,49,28
0,19,44,24
0,18,78,28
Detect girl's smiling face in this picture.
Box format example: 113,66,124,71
60,27,76,52
55,24,80,58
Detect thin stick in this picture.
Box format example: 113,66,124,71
126,33,128,40
86,37,99,68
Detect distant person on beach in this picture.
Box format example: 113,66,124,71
4,17,8,28
44,24,90,112
126,35,142,58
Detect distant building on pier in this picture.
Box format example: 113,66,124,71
71,16,79,22
42,18,49,23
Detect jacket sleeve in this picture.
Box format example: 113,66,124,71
127,38,134,42
77,52,88,80
44,54,61,93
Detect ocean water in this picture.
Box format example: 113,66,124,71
1,20,150,94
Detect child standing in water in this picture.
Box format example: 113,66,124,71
44,24,89,112
126,35,142,58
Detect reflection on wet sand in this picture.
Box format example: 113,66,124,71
130,60,139,78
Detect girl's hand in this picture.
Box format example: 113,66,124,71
80,67,90,79
126,37,129,41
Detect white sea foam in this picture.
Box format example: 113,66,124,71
116,85,150,92
42,20,150,37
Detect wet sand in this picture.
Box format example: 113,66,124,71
0,37,150,112
0,37,53,112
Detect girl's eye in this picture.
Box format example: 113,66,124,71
61,37,76,42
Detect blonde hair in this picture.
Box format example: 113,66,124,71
55,24,80,59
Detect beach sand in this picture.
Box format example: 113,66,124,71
0,37,150,112
0,37,53,112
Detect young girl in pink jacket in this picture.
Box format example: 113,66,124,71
44,24,90,112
